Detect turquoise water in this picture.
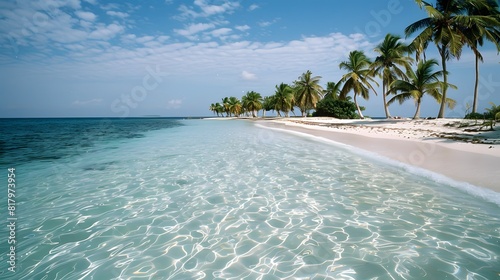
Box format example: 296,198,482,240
0,118,499,279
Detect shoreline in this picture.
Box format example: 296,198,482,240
256,118,500,193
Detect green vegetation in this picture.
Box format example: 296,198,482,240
294,70,325,117
273,83,294,117
372,34,413,118
210,0,500,119
485,102,500,120
241,91,263,118
339,50,378,119
313,97,359,119
406,0,500,118
388,59,457,119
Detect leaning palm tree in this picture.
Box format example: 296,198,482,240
405,0,471,118
461,0,500,113
294,70,324,117
274,83,295,117
242,91,263,118
372,33,414,118
339,50,379,119
324,81,342,100
388,59,456,119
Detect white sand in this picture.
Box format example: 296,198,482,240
259,117,500,192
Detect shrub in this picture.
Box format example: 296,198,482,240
484,102,500,121
464,112,484,120
313,98,358,119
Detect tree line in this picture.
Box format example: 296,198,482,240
210,0,500,119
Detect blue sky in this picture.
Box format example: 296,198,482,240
1,0,499,118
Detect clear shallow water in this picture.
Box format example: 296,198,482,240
0,118,499,279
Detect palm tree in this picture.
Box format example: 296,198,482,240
214,102,224,117
273,83,295,117
209,103,216,116
227,96,242,117
372,33,413,118
388,59,456,119
405,0,471,118
209,103,224,117
222,97,231,117
294,70,324,117
262,96,275,118
339,50,379,119
461,0,500,113
324,81,342,100
242,91,263,118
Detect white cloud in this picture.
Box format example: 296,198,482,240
167,99,182,109
248,4,259,11
177,0,239,19
211,28,232,38
241,70,257,80
157,35,170,43
89,23,124,40
72,98,102,106
100,3,120,10
79,19,93,29
75,11,97,21
235,25,250,32
106,11,129,18
258,20,277,27
4,31,375,99
136,35,155,44
174,23,215,39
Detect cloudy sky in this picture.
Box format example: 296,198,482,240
1,0,499,118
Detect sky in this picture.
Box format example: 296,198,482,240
0,0,499,118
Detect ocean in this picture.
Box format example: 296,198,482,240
0,118,499,279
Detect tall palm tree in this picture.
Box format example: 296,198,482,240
372,33,414,118
227,96,242,117
241,91,263,118
405,0,471,118
388,59,456,119
324,81,342,100
461,0,500,113
294,70,324,117
339,50,379,119
273,83,295,117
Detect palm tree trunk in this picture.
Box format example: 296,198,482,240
413,98,422,119
382,82,391,118
437,45,448,118
472,53,479,114
354,94,364,119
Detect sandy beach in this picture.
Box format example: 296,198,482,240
258,117,500,193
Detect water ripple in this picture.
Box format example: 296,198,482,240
4,120,500,279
